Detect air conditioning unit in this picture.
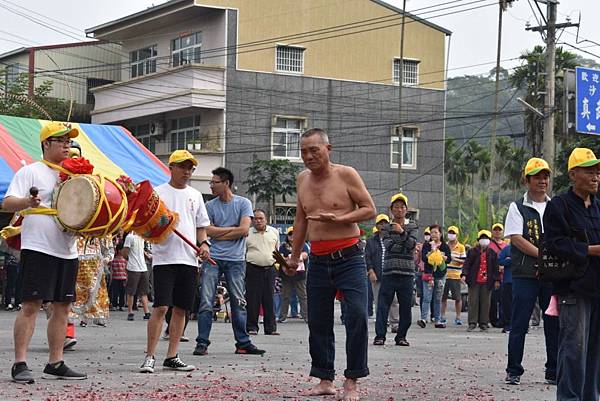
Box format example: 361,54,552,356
149,120,164,138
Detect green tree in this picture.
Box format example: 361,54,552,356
0,72,70,120
463,140,491,213
502,146,530,200
244,159,300,222
445,139,468,228
509,46,580,155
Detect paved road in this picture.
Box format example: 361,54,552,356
0,305,555,401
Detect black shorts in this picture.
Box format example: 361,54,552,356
442,278,462,301
126,270,150,296
21,249,78,303
153,264,197,311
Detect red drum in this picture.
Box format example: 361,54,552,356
125,180,178,243
53,175,127,237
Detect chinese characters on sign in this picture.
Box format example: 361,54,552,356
576,66,600,135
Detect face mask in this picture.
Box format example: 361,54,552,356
479,238,490,247
424,235,431,242
447,233,457,241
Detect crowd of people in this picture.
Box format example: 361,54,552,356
0,122,598,401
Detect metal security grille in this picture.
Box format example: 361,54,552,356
276,46,304,73
393,59,419,85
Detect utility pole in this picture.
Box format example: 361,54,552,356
543,0,557,186
396,0,406,192
488,0,511,223
526,0,578,189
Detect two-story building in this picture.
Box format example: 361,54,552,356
0,41,122,122
86,0,450,225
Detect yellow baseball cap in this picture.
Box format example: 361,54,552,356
372,226,379,234
168,149,198,166
447,225,459,234
286,226,294,234
524,157,551,176
478,229,492,239
390,193,408,206
492,223,504,231
424,227,431,234
39,121,79,142
375,214,390,223
568,148,600,171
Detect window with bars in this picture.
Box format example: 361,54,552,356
276,45,304,73
169,115,201,152
130,45,157,78
172,32,202,67
390,127,417,169
272,117,304,159
128,124,156,153
393,59,419,85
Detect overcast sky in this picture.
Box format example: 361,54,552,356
0,0,598,78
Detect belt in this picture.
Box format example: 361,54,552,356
310,243,363,261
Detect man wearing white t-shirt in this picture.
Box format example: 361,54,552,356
123,232,150,321
3,122,86,383
503,157,559,386
139,150,211,374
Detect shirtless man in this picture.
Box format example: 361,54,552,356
286,128,376,401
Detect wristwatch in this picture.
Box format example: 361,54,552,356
200,239,212,248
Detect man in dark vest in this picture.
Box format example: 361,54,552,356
503,157,559,386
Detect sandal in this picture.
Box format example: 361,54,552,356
395,339,410,346
373,338,385,346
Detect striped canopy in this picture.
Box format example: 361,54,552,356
0,115,170,201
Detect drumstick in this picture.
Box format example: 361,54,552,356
173,229,217,265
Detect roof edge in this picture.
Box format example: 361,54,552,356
85,0,193,35
370,0,452,36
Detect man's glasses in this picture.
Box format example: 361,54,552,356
47,138,72,145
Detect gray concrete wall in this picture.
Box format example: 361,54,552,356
224,10,444,227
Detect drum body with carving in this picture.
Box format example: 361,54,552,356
53,175,127,237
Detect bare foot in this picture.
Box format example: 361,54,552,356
339,378,359,401
304,379,336,396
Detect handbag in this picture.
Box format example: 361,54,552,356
538,196,589,282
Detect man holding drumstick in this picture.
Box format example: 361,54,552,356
286,128,376,401
140,150,211,373
3,122,86,382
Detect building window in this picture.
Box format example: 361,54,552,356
272,117,305,159
130,45,157,78
172,32,202,67
128,123,156,153
276,45,304,73
170,115,201,152
391,127,417,169
5,64,20,87
393,59,419,85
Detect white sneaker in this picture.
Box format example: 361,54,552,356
63,338,77,350
139,355,155,373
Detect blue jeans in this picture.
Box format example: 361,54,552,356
307,253,369,381
273,293,281,318
375,275,414,341
420,277,445,322
556,295,600,401
196,259,251,348
506,277,558,377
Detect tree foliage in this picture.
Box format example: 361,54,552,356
0,72,70,121
244,159,300,222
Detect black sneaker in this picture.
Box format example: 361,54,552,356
544,372,557,385
504,374,520,385
143,313,151,320
416,319,426,328
163,355,195,371
193,344,208,356
127,313,134,321
235,344,266,355
42,361,87,380
11,362,34,384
